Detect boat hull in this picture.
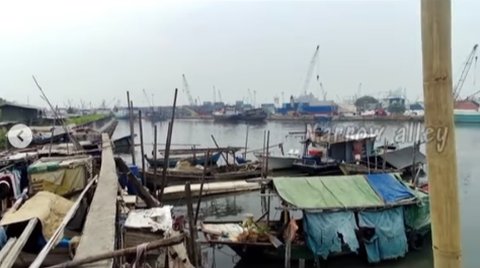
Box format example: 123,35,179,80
254,154,298,170
454,111,480,123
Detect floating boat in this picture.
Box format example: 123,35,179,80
253,150,301,171
113,134,135,154
292,130,377,175
454,109,480,124
201,173,431,263
145,152,222,168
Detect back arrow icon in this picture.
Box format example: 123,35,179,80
17,130,24,142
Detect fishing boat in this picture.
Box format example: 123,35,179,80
201,173,430,264
253,149,301,171
145,152,222,168
292,128,377,175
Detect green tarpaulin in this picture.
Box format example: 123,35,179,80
404,190,430,234
274,175,384,210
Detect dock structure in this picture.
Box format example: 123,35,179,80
74,133,118,268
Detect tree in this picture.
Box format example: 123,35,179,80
354,95,379,111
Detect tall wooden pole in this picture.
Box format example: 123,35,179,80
127,91,136,165
153,125,158,195
158,88,178,201
138,110,146,186
421,0,462,266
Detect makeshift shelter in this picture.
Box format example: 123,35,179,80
27,156,92,196
273,174,428,262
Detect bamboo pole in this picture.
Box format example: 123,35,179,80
159,89,178,201
46,235,186,268
244,125,249,159
126,91,136,165
421,0,462,266
138,110,146,186
153,125,158,195
265,130,270,177
185,182,199,267
194,150,209,225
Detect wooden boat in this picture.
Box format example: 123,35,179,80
339,162,398,175
292,130,377,175
253,151,300,170
112,134,135,154
144,164,262,187
144,151,222,168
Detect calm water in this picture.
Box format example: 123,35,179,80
113,119,480,268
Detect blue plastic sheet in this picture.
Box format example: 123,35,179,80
303,211,359,259
365,174,414,203
358,207,408,263
0,227,6,249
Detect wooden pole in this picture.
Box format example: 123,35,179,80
421,0,462,266
194,150,209,225
115,157,160,208
153,125,158,195
210,135,230,167
265,130,270,177
185,182,199,267
138,110,146,186
46,235,186,268
244,125,249,159
382,139,387,171
126,91,136,165
412,141,417,181
158,89,178,201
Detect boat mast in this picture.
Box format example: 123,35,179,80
421,0,462,267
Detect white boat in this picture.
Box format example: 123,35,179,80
254,150,300,170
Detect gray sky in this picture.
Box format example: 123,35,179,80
0,0,479,108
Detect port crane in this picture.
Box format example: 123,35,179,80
302,45,320,95
182,74,196,106
453,44,478,100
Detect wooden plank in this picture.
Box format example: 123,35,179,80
74,133,118,268
1,218,38,268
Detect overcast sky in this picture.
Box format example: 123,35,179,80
0,0,479,108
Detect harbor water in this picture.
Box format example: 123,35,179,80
113,119,480,268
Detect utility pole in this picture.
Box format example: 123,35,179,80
421,0,462,267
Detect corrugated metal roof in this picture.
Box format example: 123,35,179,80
380,146,426,170
0,102,41,111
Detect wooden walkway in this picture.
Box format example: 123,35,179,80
74,133,118,267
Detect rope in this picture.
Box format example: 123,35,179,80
132,242,149,268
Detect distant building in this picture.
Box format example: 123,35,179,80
0,103,41,124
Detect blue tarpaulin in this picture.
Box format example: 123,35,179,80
358,207,408,263
303,211,359,259
365,174,414,203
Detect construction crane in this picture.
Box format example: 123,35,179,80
213,86,217,103
318,82,327,101
182,74,195,106
142,89,155,109
218,89,223,102
302,45,320,95
453,44,478,100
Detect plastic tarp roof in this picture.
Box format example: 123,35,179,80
274,175,383,210
365,174,415,204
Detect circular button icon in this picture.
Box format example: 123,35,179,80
7,124,33,149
